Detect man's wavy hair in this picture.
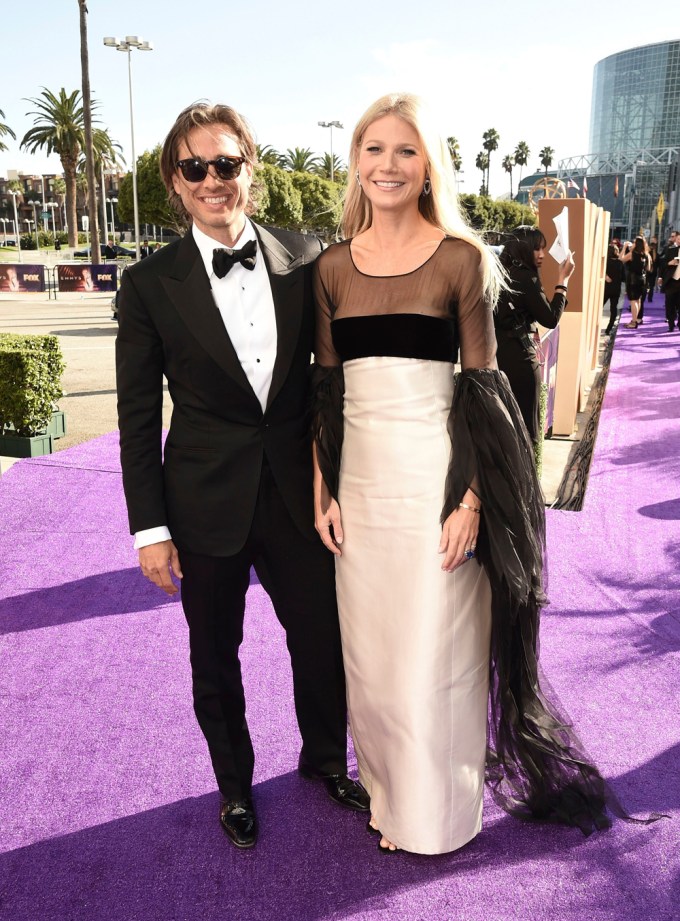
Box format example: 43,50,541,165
160,102,261,225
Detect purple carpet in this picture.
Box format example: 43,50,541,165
1,299,678,921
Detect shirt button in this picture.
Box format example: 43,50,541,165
256,358,261,363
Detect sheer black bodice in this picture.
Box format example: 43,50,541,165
313,238,496,370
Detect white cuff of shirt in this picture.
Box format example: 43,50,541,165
134,526,172,550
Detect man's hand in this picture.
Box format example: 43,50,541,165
139,540,183,595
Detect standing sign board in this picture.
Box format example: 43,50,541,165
0,264,46,292
57,263,118,293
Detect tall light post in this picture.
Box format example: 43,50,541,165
41,176,49,232
107,197,118,243
9,190,22,262
103,35,153,261
28,200,41,251
46,202,59,241
318,120,343,182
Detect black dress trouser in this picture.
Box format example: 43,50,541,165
178,460,347,800
603,283,621,332
666,287,680,329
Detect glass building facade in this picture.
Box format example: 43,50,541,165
590,41,680,153
557,41,680,240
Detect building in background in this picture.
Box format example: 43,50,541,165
558,40,680,241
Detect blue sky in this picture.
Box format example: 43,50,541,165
0,2,674,198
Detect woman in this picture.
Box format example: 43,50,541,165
494,226,574,454
603,242,624,335
312,93,609,855
621,236,651,328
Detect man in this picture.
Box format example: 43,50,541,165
139,239,152,259
116,103,368,850
658,230,680,331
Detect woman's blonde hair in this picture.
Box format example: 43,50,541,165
342,93,504,303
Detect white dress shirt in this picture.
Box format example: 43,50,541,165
134,220,278,550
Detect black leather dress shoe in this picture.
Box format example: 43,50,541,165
219,797,257,849
298,756,370,812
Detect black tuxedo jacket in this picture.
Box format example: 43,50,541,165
116,223,324,556
660,242,680,292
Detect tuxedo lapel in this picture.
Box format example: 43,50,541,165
255,224,305,412
160,232,257,404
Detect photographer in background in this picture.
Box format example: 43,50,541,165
603,242,623,336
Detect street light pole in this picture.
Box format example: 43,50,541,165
46,202,58,241
28,201,41,251
9,191,22,262
100,160,108,246
41,176,49,232
103,35,153,261
318,120,343,182
107,197,118,243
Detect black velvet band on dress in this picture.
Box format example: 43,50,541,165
312,362,635,835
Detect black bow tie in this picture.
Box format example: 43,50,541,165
212,239,258,278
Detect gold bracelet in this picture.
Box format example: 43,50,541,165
458,502,481,514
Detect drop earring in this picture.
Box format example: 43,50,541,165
422,178,432,196
355,170,362,187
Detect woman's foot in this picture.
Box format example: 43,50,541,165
366,816,380,835
378,835,400,853
624,321,639,328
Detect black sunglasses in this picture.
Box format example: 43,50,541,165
175,156,246,182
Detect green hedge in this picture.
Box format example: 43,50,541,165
0,334,65,436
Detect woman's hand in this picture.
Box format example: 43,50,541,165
315,496,344,556
438,504,480,572
557,251,576,285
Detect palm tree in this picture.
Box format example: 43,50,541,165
514,141,530,190
21,88,90,247
52,177,66,231
475,151,489,197
447,137,462,174
502,154,515,199
0,108,15,152
78,0,100,263
539,146,555,177
482,128,500,196
314,153,345,181
256,144,282,166
282,147,320,173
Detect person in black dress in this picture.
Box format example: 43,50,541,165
621,236,651,328
603,242,624,335
494,226,574,452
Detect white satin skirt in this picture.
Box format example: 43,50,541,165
336,357,492,854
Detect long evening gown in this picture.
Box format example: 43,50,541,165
312,238,610,854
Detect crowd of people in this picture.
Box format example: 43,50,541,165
603,230,680,333
115,93,658,857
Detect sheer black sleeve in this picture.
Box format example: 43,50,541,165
311,253,344,499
